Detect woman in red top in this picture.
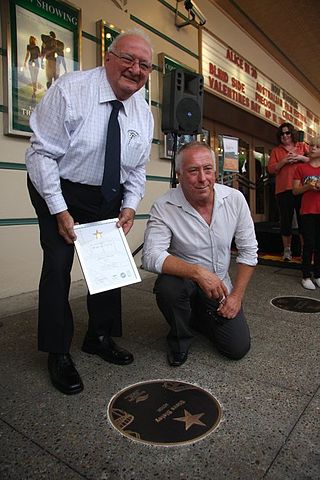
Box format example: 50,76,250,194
268,123,309,260
293,136,320,290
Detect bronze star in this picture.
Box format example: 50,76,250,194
173,409,206,431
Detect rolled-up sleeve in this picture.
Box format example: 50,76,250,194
267,148,278,175
234,193,258,266
142,202,171,273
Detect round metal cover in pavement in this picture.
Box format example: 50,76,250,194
271,296,320,313
108,380,222,446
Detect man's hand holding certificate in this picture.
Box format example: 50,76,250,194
74,219,141,295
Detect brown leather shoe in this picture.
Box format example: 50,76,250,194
48,353,83,395
82,335,134,365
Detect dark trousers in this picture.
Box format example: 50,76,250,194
301,214,320,279
27,176,123,353
276,190,302,236
154,275,250,360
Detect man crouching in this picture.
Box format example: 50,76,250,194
142,141,258,366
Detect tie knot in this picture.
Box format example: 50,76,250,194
110,100,123,112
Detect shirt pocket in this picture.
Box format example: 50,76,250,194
123,130,146,165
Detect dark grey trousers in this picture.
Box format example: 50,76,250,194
154,274,250,359
27,176,123,353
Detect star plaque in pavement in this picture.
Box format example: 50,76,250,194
108,380,222,445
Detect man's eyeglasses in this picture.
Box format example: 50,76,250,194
109,51,152,73
281,131,291,136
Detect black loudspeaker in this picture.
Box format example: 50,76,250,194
161,69,204,135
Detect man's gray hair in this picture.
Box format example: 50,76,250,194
175,141,216,172
108,28,153,54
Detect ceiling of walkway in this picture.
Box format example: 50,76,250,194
211,0,320,101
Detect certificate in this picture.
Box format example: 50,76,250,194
74,219,141,295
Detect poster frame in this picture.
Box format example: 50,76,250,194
2,0,82,137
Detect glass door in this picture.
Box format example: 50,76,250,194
202,119,276,221
253,142,274,222
238,139,251,206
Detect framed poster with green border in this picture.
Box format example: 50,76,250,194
158,53,196,76
96,20,151,106
163,133,197,159
2,0,81,137
96,20,122,64
198,128,210,145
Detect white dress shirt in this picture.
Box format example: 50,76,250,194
142,183,258,292
25,67,154,214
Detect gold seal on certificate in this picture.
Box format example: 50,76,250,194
74,219,141,295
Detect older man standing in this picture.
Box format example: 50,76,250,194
26,31,154,394
142,142,257,366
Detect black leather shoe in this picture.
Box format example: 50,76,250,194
167,350,188,367
82,334,134,365
48,353,83,395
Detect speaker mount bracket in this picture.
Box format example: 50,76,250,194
175,0,206,29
